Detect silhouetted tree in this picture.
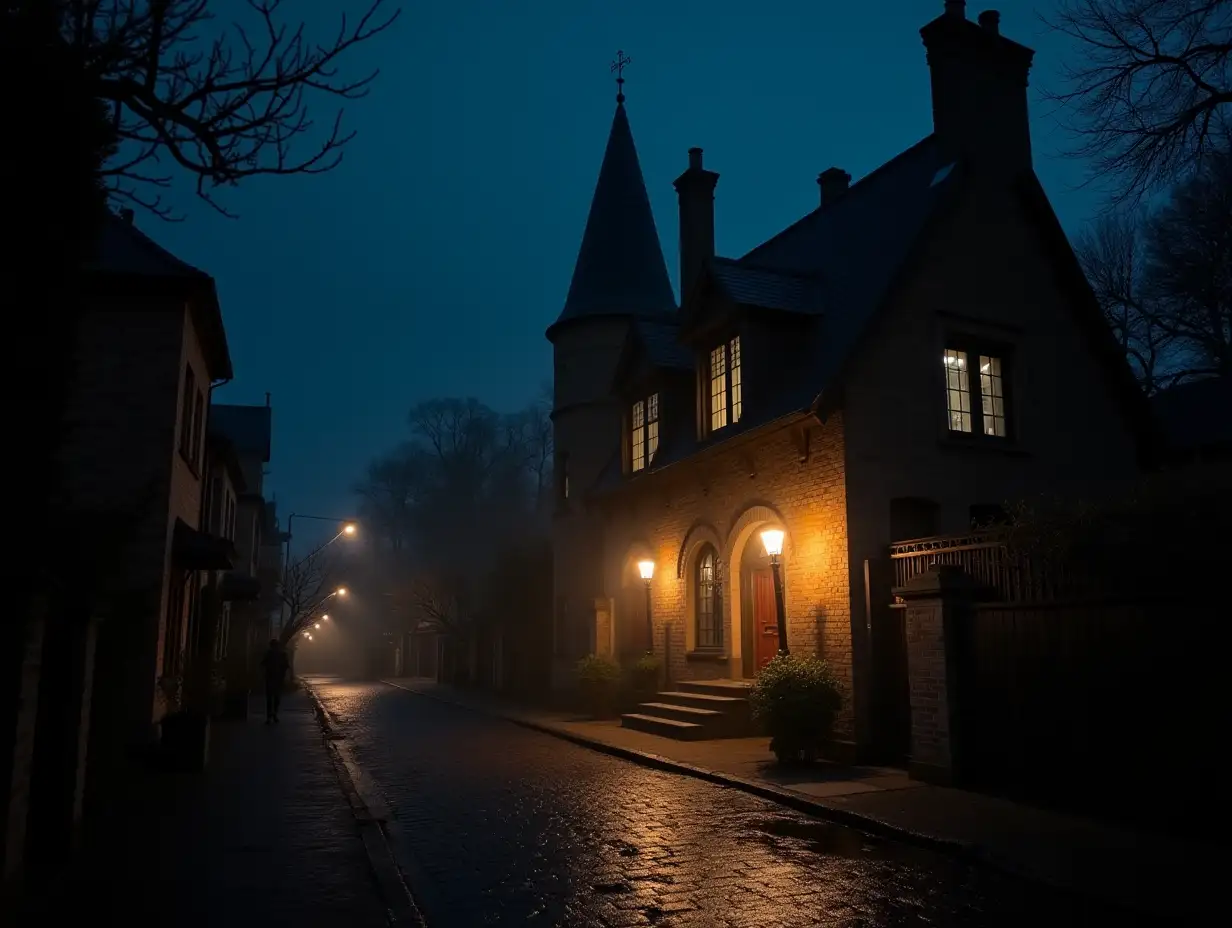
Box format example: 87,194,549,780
278,542,341,646
1047,0,1232,202
1076,209,1176,392
1080,150,1232,387
58,0,400,217
1144,149,1232,378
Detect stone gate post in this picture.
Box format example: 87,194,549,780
892,564,976,786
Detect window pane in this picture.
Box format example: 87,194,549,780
710,345,728,430
647,393,659,464
979,355,1006,437
696,546,722,648
631,400,645,472
943,349,972,432
729,337,743,424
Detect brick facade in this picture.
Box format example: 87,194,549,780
595,414,855,735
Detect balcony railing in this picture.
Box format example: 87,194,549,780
889,531,1069,603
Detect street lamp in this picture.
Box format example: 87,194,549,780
760,529,789,657
280,514,359,632
637,558,655,655
314,622,321,629
336,587,348,597
321,614,330,622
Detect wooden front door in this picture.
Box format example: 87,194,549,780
752,568,779,671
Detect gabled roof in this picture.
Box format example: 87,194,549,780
210,403,273,463
84,211,234,381
547,101,677,340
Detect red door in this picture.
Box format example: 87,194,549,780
752,569,780,672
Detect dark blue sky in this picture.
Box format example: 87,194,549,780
147,0,1099,542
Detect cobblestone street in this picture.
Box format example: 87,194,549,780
310,679,1125,928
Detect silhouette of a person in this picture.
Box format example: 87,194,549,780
261,638,290,723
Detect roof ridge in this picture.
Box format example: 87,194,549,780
743,133,938,262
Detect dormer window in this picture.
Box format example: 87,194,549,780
943,344,1010,438
631,392,660,472
708,336,743,432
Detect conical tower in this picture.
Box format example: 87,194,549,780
547,85,675,678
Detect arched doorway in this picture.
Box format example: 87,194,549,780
725,509,789,678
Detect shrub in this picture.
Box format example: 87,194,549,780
749,654,842,764
576,654,620,720
576,654,620,686
629,653,661,691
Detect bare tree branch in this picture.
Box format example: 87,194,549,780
58,0,400,217
1045,0,1232,203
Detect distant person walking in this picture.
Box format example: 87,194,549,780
261,638,290,724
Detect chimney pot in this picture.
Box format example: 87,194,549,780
688,147,704,170
977,9,1000,34
817,167,851,206
945,0,966,18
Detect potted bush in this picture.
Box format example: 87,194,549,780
576,654,620,719
748,654,842,764
628,653,661,701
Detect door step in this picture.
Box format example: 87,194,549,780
620,680,756,740
621,713,706,740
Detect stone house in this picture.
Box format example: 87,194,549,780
58,210,235,809
547,2,1152,753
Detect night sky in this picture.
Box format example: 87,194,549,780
142,0,1102,547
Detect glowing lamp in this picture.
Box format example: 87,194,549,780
314,622,321,629
343,523,357,535
636,559,655,581
760,529,785,559
336,587,348,596
321,614,330,621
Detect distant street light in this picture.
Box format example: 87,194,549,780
314,622,321,629
321,614,330,621
760,529,789,656
280,514,360,632
336,587,348,597
637,558,655,656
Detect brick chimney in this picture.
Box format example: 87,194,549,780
920,3,1035,175
673,147,719,308
817,167,851,207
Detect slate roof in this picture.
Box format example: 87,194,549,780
1151,378,1232,454
634,320,692,370
709,259,824,314
548,102,677,338
210,403,273,463
86,210,209,280
592,134,962,494
84,211,234,380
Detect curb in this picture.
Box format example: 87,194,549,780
381,680,1148,919
303,684,428,927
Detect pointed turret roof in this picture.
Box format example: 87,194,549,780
548,101,676,339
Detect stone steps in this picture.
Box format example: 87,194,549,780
620,679,756,740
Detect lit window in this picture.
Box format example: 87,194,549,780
944,344,1010,438
979,356,1006,437
709,336,742,432
943,349,971,432
695,544,722,649
730,337,743,423
631,392,660,473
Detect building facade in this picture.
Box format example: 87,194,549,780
547,2,1150,752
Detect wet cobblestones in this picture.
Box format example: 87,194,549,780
313,680,1119,928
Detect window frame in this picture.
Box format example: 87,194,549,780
693,543,723,651
704,334,743,436
941,338,1014,443
628,390,661,474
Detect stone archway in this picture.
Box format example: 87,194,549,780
675,520,723,654
723,503,792,678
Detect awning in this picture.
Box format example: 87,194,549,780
172,518,234,571
219,573,261,602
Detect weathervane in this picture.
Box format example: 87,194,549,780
610,49,631,103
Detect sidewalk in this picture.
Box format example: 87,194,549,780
22,691,391,927
385,677,1221,922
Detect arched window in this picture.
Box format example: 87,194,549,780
695,544,722,649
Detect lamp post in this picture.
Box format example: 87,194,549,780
637,558,655,655
279,514,357,632
760,529,789,656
